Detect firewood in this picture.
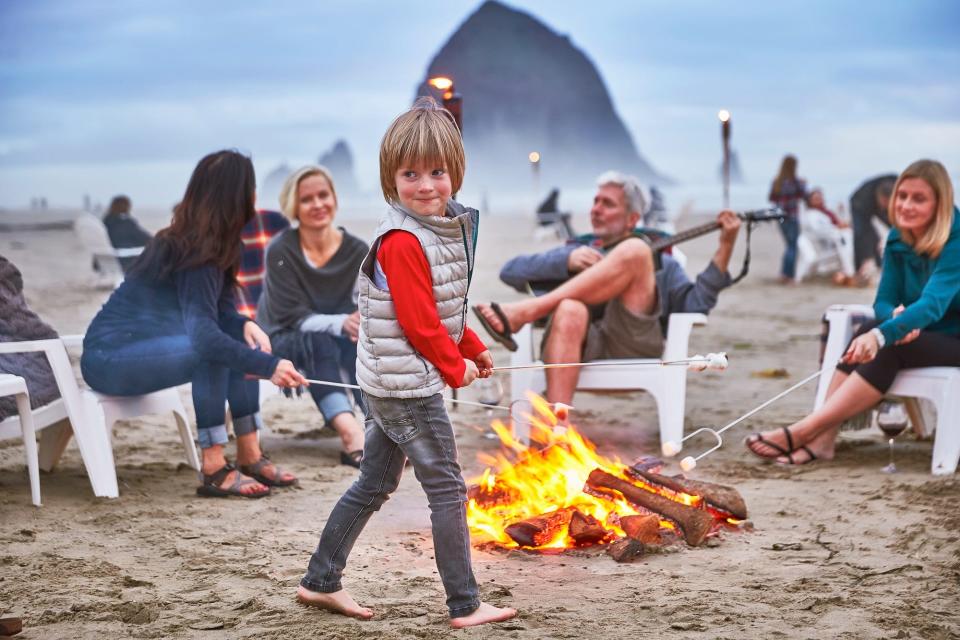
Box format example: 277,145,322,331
586,470,714,546
504,507,576,547
567,510,610,545
606,538,646,563
467,482,518,508
619,514,661,544
0,617,22,636
628,469,748,519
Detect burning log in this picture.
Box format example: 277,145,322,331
619,514,662,544
504,507,575,547
568,511,611,545
467,482,519,508
586,470,714,547
628,468,747,519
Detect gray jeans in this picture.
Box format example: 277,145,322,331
300,392,480,618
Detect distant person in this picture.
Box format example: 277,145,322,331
805,188,855,286
768,155,808,283
102,195,152,272
850,173,897,280
256,165,366,468
473,171,740,406
235,209,290,319
296,98,515,629
747,159,959,465
81,150,306,499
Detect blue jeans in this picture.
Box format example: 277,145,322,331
270,330,361,421
778,216,800,279
300,392,480,618
81,334,261,449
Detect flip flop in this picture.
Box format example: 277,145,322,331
197,462,271,498
779,445,819,466
745,427,794,459
472,302,518,352
239,454,298,487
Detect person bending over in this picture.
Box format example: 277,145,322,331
473,171,740,406
81,150,307,498
256,165,367,468
295,98,516,629
747,159,960,465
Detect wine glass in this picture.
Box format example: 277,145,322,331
876,400,909,473
474,377,504,427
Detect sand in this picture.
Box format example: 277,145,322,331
1,211,957,639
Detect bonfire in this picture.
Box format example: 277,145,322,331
466,394,748,561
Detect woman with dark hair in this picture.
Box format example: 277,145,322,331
769,155,809,283
81,150,307,498
256,165,366,467
748,159,960,465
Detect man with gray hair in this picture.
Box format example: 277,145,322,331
473,171,741,405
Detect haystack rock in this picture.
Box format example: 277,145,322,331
260,162,293,209
319,140,360,194
418,0,665,192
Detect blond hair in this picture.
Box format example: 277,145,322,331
379,96,465,204
279,165,337,221
890,159,955,258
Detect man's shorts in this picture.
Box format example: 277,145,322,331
542,296,665,361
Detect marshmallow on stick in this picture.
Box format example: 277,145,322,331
687,352,728,371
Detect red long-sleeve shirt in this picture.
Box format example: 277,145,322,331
376,230,487,387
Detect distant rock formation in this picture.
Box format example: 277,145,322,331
260,162,293,210
418,0,666,192
318,140,360,194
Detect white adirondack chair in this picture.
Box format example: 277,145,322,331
509,312,707,448
795,210,855,283
0,336,199,502
817,304,960,475
74,213,144,289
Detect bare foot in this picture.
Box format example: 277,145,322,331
296,585,373,620
450,601,517,629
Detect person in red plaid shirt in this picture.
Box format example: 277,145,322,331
235,209,290,318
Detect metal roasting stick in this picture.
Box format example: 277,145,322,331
298,378,511,412
492,353,728,372
662,367,827,471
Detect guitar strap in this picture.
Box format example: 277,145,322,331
730,218,756,285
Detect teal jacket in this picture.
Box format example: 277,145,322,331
874,206,960,344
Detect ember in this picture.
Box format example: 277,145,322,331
466,394,747,558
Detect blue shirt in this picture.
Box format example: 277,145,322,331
85,262,279,378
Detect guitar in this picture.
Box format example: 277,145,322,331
527,207,785,295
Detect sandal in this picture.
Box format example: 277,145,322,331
778,446,819,466
197,462,271,498
472,302,518,352
746,427,794,459
340,450,363,469
238,454,298,487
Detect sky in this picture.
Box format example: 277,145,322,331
1,0,958,213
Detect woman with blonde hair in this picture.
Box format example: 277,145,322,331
748,159,960,465
256,165,367,467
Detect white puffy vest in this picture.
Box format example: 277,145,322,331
356,202,478,398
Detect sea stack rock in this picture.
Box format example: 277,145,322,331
319,140,360,194
419,0,664,191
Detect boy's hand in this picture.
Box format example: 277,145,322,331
474,350,494,378
460,359,479,387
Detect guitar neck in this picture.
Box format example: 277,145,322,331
648,220,720,252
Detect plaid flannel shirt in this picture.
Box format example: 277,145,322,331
236,210,290,319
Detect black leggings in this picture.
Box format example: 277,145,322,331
835,320,960,392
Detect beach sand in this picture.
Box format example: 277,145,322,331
1,211,957,639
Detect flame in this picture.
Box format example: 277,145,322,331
467,392,706,550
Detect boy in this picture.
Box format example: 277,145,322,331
296,98,518,629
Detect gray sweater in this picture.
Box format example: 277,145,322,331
256,228,368,336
